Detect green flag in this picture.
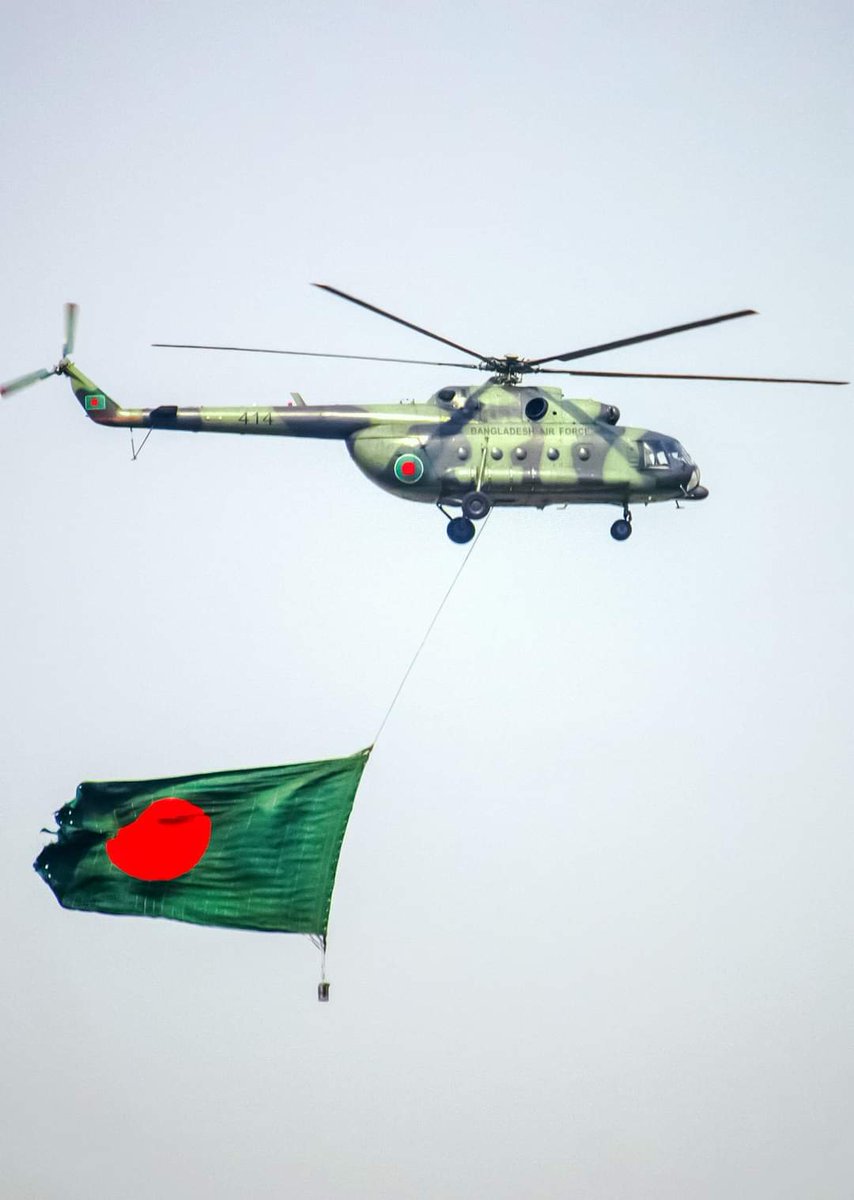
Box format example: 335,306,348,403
34,749,370,937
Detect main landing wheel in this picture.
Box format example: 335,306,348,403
461,491,490,521
610,518,632,541
447,516,476,544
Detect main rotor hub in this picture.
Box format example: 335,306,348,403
480,355,535,384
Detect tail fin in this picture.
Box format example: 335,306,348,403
63,362,124,423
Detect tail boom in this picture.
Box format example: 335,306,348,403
63,362,406,439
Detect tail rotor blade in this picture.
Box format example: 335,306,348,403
63,302,79,358
0,367,54,397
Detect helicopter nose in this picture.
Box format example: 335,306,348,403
682,466,709,500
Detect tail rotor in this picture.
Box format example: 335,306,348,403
62,302,78,359
0,367,55,397
1,302,79,397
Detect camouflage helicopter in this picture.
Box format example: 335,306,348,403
2,287,846,543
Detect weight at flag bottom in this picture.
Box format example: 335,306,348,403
35,750,370,937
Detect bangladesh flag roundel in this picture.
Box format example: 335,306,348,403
35,750,370,937
394,453,424,483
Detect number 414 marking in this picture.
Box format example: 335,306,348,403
238,411,273,425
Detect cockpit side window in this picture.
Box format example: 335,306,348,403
641,438,671,469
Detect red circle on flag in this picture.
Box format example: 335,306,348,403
106,797,212,881
401,460,416,476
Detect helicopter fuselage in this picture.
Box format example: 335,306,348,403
346,382,704,510
66,366,705,513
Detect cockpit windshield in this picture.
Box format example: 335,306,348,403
640,438,693,469
670,441,694,466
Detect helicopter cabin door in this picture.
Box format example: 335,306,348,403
423,429,479,500
481,432,537,502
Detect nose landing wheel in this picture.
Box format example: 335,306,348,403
610,506,633,541
447,516,476,544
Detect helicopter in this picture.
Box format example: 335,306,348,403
2,287,846,544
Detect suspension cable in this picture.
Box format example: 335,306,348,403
372,515,491,747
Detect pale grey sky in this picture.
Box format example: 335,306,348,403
1,2,852,1197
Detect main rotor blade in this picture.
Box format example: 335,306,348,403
63,302,78,358
151,342,481,370
313,283,489,361
533,367,849,384
0,367,53,396
527,309,758,367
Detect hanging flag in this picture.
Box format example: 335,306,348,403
34,749,370,938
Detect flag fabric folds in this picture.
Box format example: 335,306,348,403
34,749,370,937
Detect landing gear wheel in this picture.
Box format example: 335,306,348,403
461,491,490,521
610,518,632,541
447,516,476,544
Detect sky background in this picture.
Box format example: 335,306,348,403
1,2,852,1197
